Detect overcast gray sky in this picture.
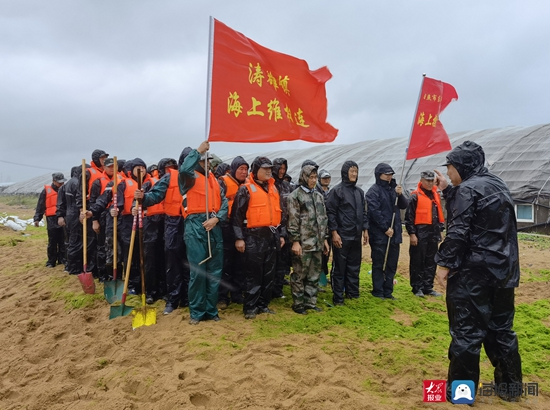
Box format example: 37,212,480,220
1,0,549,182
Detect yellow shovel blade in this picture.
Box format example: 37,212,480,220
131,307,157,329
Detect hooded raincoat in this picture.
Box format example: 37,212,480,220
435,141,522,401
326,161,369,304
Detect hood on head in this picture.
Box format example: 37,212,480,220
444,141,486,181
178,147,193,167
301,159,319,170
91,149,108,168
230,156,249,180
299,165,317,188
374,163,396,185
251,156,273,177
341,160,358,185
122,160,134,177
157,158,177,177
272,158,288,182
214,163,230,179
117,159,126,172
70,166,81,178
147,164,158,175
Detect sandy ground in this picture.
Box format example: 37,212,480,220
0,201,549,410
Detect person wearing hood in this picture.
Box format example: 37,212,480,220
88,157,117,282
179,141,228,324
315,169,332,284
34,172,67,268
365,163,408,300
326,161,369,306
434,141,522,402
404,171,444,298
88,149,109,197
134,153,191,314
57,165,86,274
287,165,329,314
101,158,149,293
217,156,249,309
232,156,286,319
271,158,293,298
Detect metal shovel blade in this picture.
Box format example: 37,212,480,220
104,279,125,304
131,307,157,329
77,272,96,294
109,303,134,320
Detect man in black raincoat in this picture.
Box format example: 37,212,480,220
271,158,293,298
326,161,369,306
365,163,408,300
434,141,522,402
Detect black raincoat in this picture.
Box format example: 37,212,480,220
365,163,408,299
34,182,65,266
435,141,522,401
326,161,368,304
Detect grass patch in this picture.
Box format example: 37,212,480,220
46,276,105,310
518,232,550,250
0,194,39,208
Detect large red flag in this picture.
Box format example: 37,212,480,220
406,77,458,160
208,19,338,143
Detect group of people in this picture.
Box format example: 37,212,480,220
34,140,522,402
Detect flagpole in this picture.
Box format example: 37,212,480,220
200,16,215,266
382,73,426,271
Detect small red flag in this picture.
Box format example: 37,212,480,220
208,19,338,143
406,77,458,160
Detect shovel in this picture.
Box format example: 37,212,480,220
109,211,137,319
132,169,157,329
104,157,124,303
78,159,96,294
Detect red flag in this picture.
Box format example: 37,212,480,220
406,77,458,160
208,19,338,143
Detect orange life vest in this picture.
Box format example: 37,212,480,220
44,185,58,217
220,174,240,215
164,169,184,217
245,178,282,228
99,173,113,195
122,179,138,215
88,163,103,197
183,171,222,216
412,182,445,225
145,176,165,216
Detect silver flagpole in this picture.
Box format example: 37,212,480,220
199,16,215,266
382,73,426,271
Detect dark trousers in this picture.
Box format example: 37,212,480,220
272,240,291,297
66,212,97,275
95,214,107,279
218,224,244,304
46,225,65,266
446,273,522,401
164,216,189,308
370,242,399,298
331,238,362,304
143,215,165,299
119,215,141,291
409,237,438,294
242,233,277,314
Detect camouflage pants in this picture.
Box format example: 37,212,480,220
290,251,322,308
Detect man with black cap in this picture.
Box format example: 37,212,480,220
217,156,249,309
179,142,228,324
326,161,369,306
404,170,444,298
88,149,109,197
232,156,286,319
365,163,408,300
434,141,522,402
34,172,67,267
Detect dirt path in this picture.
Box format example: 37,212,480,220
0,202,548,409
